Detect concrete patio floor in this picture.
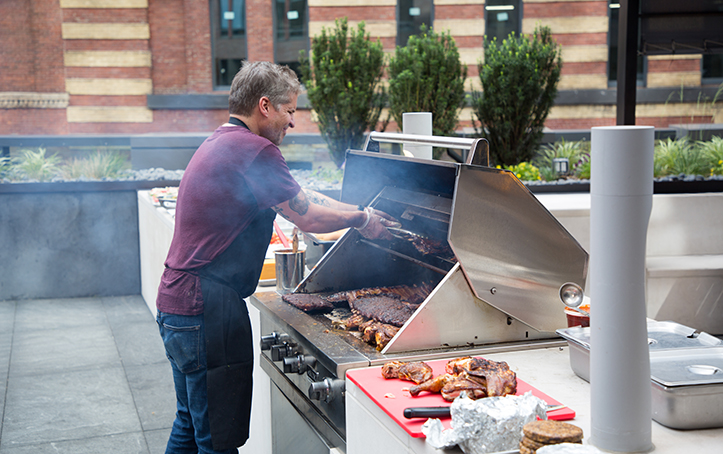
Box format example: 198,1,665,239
0,295,175,453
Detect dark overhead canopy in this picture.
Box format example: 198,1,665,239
640,0,723,55
617,0,723,125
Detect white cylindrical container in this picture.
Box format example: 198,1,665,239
402,112,433,159
589,126,654,453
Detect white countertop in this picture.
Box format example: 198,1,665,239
345,346,723,454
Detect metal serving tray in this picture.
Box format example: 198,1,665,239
650,347,723,429
557,321,723,429
557,320,722,381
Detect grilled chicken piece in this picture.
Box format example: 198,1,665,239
464,358,517,396
381,361,433,384
358,320,399,351
441,372,488,401
409,373,456,396
343,312,368,330
373,324,399,351
381,360,405,379
445,356,475,375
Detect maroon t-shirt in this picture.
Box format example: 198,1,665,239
156,125,301,315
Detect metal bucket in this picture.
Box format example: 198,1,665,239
275,248,305,295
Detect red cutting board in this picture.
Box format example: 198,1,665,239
346,357,575,438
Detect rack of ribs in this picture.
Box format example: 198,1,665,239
349,295,416,327
327,283,432,305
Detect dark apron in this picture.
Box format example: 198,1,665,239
198,208,276,450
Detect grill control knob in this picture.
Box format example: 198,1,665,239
270,343,295,361
308,378,345,403
283,354,317,374
260,332,290,351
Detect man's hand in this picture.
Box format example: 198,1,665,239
357,208,401,240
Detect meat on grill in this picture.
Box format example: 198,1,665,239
409,235,453,257
358,319,399,351
281,293,334,312
327,283,432,305
340,312,368,331
349,295,415,327
381,360,434,384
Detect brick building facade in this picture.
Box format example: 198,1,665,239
1,0,721,137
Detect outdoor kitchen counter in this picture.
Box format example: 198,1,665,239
345,346,723,454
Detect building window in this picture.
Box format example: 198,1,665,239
211,0,247,88
702,55,723,85
484,0,521,43
274,0,308,78
397,0,433,47
608,1,645,86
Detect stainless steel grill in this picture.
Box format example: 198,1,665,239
249,135,589,453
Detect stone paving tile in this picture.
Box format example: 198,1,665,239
109,314,167,368
0,296,178,454
102,295,154,322
143,427,172,454
9,322,120,377
0,431,150,454
0,300,14,434
2,366,141,447
125,362,177,432
12,297,108,332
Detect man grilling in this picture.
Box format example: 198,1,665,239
155,61,398,453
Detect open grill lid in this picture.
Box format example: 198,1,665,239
449,164,588,332
340,149,588,334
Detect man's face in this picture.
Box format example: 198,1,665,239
260,93,298,146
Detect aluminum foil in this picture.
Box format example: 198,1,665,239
422,391,547,454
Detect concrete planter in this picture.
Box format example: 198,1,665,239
0,180,178,300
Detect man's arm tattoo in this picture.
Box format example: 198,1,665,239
288,191,310,216
272,205,292,221
305,190,331,207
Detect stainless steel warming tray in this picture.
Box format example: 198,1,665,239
650,346,723,429
557,321,723,429
556,320,722,381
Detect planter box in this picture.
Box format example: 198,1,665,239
0,180,177,301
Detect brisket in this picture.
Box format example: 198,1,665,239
281,293,334,312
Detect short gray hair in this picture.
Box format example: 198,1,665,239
228,61,301,116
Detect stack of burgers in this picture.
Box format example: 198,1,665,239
520,420,583,453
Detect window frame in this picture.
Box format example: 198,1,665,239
607,1,646,88
484,0,522,45
210,0,248,90
273,0,309,79
396,0,434,47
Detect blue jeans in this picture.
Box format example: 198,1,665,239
157,311,237,454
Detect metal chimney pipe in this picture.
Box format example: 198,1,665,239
589,126,654,453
